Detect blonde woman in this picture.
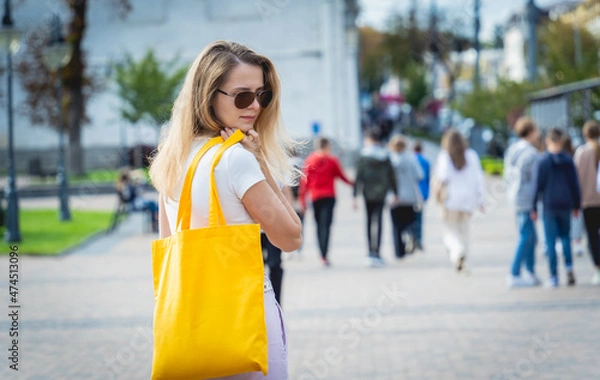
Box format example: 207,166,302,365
433,129,485,272
149,41,302,379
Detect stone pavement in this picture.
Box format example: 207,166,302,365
1,148,600,379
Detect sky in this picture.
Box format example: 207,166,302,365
358,0,569,41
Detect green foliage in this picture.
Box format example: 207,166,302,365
456,80,540,133
405,66,429,109
0,209,113,255
381,15,426,77
358,12,469,96
538,19,599,86
480,157,504,176
359,27,387,92
115,49,187,127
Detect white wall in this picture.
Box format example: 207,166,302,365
3,0,360,154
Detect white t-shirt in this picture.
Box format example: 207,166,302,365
434,148,486,212
164,138,265,232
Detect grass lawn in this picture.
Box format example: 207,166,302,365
480,157,504,176
0,209,113,255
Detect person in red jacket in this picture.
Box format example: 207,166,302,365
299,137,354,266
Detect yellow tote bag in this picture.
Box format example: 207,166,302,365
151,130,268,379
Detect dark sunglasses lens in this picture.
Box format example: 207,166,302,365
258,90,273,108
234,92,255,109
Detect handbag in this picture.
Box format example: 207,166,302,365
151,129,268,379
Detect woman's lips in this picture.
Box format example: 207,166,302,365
241,116,256,121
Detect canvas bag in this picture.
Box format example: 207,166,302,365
151,130,268,379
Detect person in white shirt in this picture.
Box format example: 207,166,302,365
433,128,486,272
149,40,302,379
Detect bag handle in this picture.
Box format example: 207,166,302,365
176,136,223,232
208,129,246,227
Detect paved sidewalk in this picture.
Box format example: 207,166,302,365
1,145,599,379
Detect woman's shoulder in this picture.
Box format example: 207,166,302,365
465,148,480,161
221,143,258,163
575,143,592,156
465,148,479,157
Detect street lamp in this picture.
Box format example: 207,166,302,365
0,0,22,242
41,15,73,221
527,0,540,83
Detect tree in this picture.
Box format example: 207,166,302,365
358,26,387,92
404,65,428,109
114,49,187,167
16,0,132,176
538,19,599,86
456,80,540,136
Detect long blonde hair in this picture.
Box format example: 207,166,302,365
149,40,293,200
441,128,467,170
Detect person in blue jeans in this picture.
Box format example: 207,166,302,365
411,140,430,251
531,128,581,288
504,117,541,287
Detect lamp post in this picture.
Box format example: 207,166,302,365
0,0,21,242
473,0,481,87
526,0,539,83
41,15,73,221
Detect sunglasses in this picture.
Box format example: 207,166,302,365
217,88,273,109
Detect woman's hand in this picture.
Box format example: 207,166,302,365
220,127,262,159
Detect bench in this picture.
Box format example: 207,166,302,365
28,158,57,180
107,193,153,234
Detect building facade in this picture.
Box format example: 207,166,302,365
1,0,360,172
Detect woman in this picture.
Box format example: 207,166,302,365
149,41,302,379
388,135,423,259
574,120,600,285
433,129,485,272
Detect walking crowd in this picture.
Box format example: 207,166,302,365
284,116,600,300
505,117,600,288
295,127,485,276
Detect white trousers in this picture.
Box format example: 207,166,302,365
442,209,472,264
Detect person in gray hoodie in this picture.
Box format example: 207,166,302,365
388,135,423,259
353,130,398,267
504,117,541,287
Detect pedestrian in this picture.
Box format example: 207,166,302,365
574,120,600,285
353,130,397,267
149,40,302,379
410,140,430,251
388,135,423,259
563,135,585,257
503,117,541,287
115,167,159,232
433,128,486,272
299,137,354,266
531,128,581,288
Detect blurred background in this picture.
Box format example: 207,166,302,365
0,0,599,379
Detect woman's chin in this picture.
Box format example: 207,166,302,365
235,124,254,133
